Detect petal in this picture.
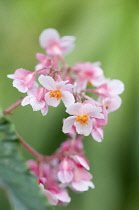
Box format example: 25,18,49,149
21,96,33,106
43,189,58,206
82,104,97,115
58,171,73,183
45,92,61,107
41,105,48,116
66,103,83,115
55,190,71,203
62,116,76,133
14,68,31,80
63,83,75,91
109,80,125,96
89,106,104,119
60,36,76,54
7,74,14,79
71,155,90,170
13,80,28,93
38,75,56,90
55,80,68,90
75,118,92,136
36,53,47,62
39,28,60,48
71,181,89,192
30,99,45,111
62,91,75,107
92,127,103,142
86,181,95,189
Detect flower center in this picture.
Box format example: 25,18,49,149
49,90,62,100
76,115,89,126
105,104,109,109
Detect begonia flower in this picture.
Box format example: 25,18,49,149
21,87,48,116
62,102,104,136
94,79,124,97
73,62,104,90
35,53,59,74
38,75,75,107
7,68,36,93
39,28,76,57
97,96,122,113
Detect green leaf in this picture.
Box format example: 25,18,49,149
0,116,49,210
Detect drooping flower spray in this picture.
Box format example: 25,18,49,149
4,28,124,206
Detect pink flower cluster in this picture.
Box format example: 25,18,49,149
7,28,124,206
27,133,94,206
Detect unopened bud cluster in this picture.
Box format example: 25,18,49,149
8,28,124,206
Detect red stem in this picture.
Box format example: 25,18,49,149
16,132,43,160
3,98,24,115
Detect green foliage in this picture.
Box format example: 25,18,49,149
0,116,49,210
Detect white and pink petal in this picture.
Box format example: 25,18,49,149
62,91,75,107
62,116,76,134
75,118,92,136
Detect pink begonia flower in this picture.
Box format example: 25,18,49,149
58,158,74,184
39,28,76,57
69,167,95,192
21,87,48,116
7,68,36,93
98,96,122,113
40,183,71,206
35,53,59,74
94,79,124,98
62,103,104,136
73,62,104,90
38,75,75,107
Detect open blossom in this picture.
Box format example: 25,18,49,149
73,62,104,90
35,53,59,74
7,68,37,93
38,75,75,107
39,28,76,57
62,102,104,136
94,79,124,98
21,87,48,116
97,96,122,113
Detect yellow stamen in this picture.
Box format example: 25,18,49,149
76,115,89,126
49,90,62,100
105,104,109,109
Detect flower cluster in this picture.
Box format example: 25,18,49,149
8,28,124,206
27,133,94,205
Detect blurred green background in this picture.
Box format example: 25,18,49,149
0,0,139,209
